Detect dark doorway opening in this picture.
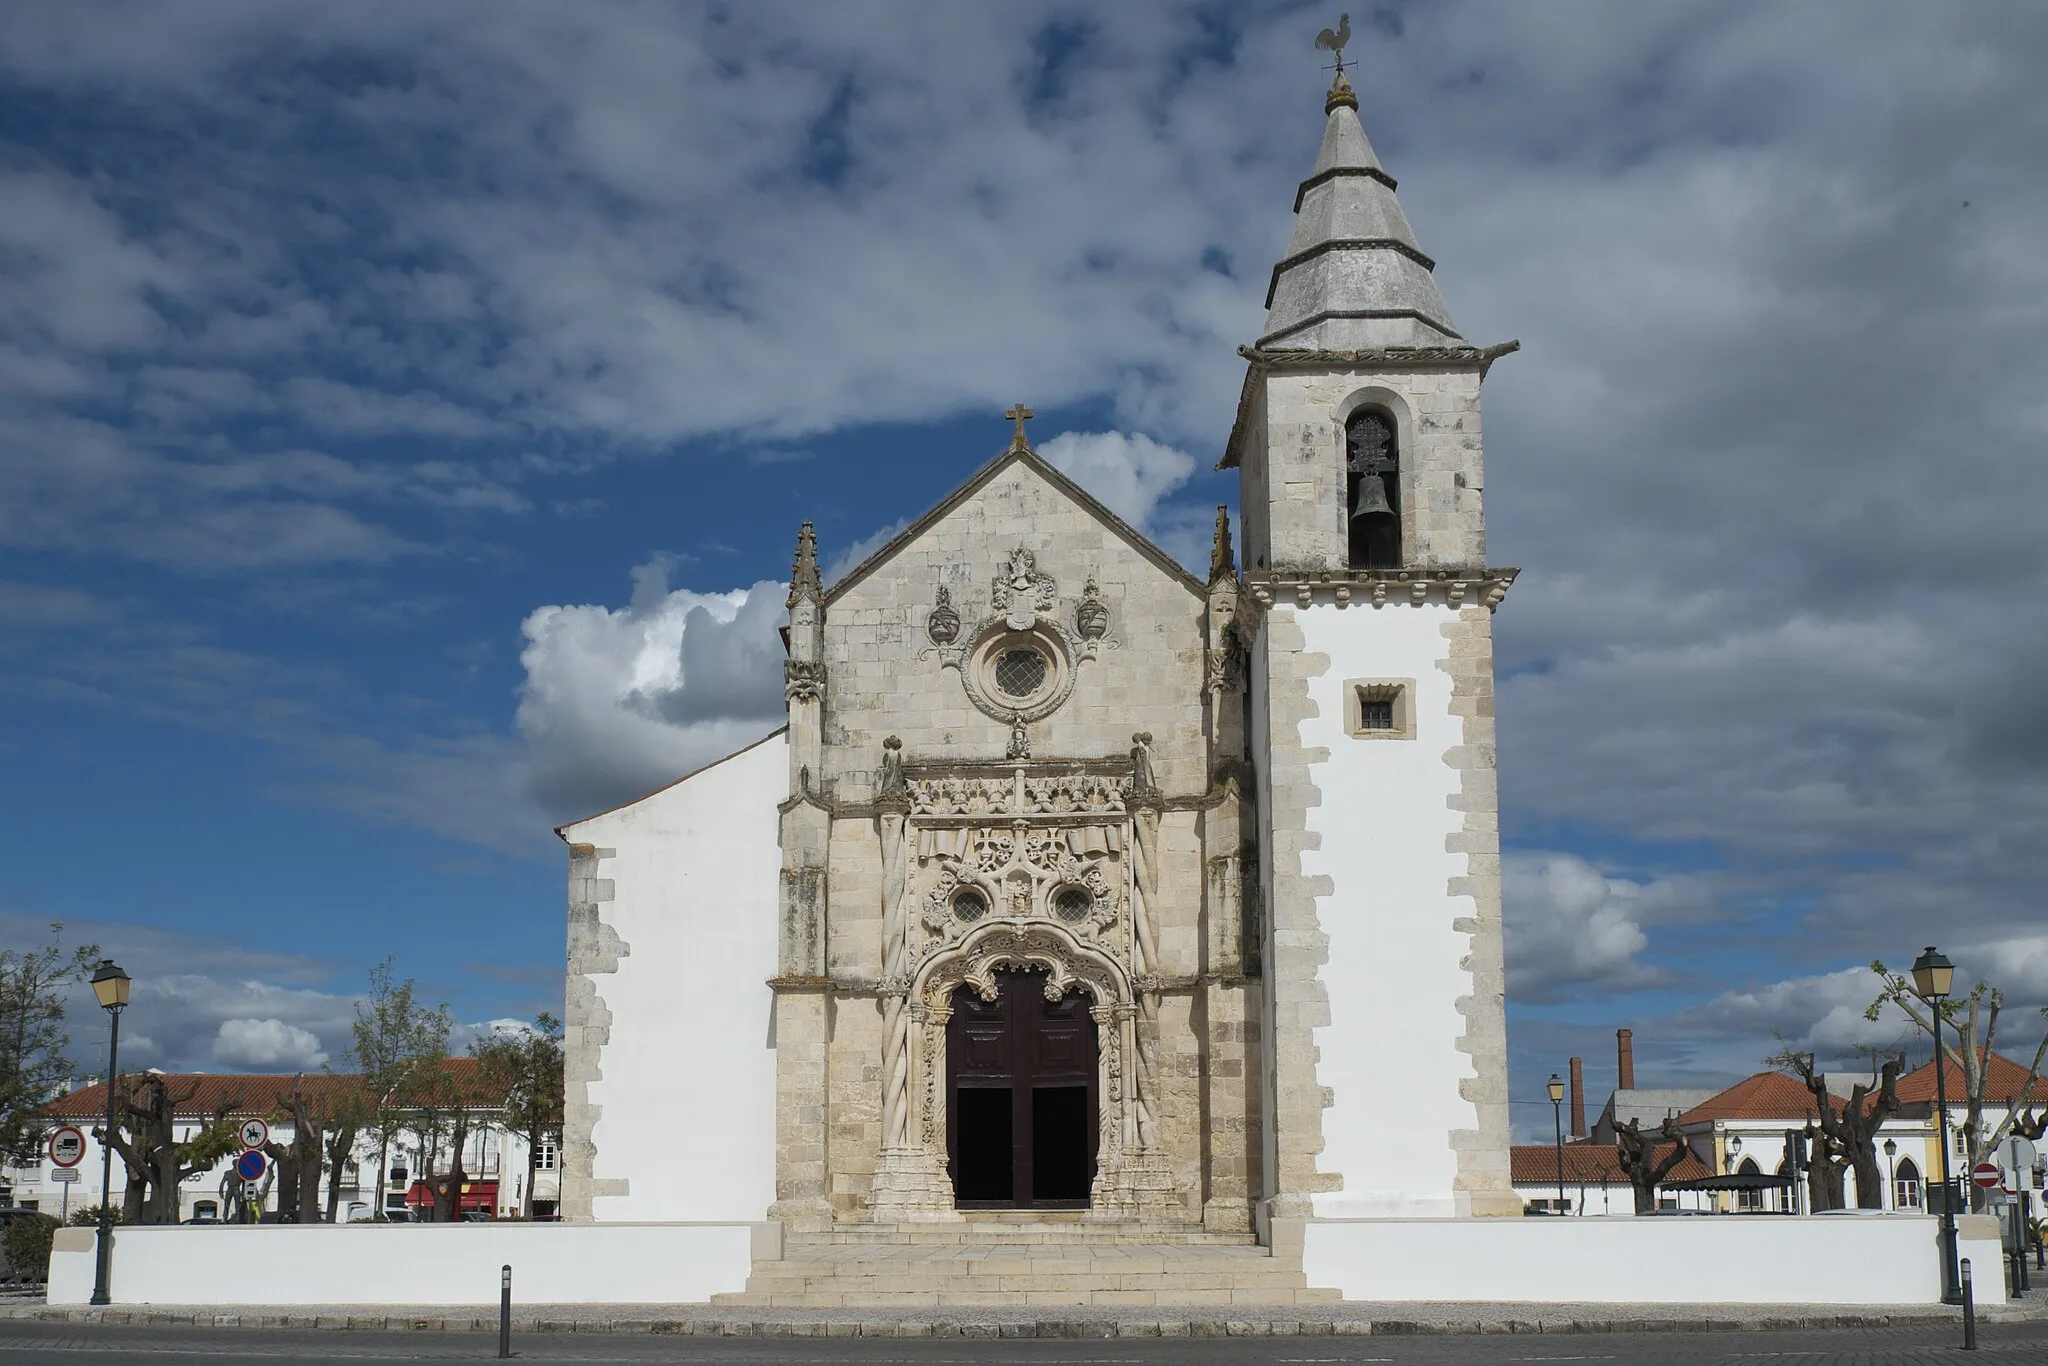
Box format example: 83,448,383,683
952,1088,1013,1203
946,968,1098,1208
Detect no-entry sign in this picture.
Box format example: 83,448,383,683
1972,1161,2002,1189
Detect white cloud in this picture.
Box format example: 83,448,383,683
212,1017,330,1070
512,559,784,820
1037,430,1196,535
1503,852,1675,1003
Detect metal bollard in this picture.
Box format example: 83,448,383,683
498,1264,512,1359
1961,1257,1977,1352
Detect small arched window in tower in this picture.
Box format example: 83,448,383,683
1346,407,1401,569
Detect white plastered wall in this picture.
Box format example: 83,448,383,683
1297,601,1474,1217
560,733,785,1222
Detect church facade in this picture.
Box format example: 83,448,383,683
556,69,1520,1245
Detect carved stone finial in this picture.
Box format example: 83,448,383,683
1075,575,1109,641
787,520,823,608
1004,402,1035,453
1006,714,1031,760
926,584,960,645
1208,506,1235,583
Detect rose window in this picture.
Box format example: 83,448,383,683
952,889,989,923
993,647,1048,699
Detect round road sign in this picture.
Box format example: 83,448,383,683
47,1125,85,1168
1972,1161,2002,1189
234,1149,266,1182
237,1118,269,1150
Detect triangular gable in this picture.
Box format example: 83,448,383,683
823,445,1207,605
553,725,788,837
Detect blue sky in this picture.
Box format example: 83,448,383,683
3,2,2045,1126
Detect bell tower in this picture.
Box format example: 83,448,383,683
1226,65,1520,1229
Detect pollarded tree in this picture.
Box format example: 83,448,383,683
1768,1047,1902,1209
1614,1115,1694,1214
96,1073,241,1223
1868,961,2048,1177
0,925,99,1165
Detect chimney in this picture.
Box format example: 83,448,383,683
1617,1028,1636,1091
1569,1056,1587,1138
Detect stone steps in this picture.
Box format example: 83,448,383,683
715,1234,1338,1308
812,1219,1257,1247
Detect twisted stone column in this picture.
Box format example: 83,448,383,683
878,804,912,1150
1130,802,1163,1152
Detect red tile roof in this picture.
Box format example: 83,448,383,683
1510,1144,1710,1184
41,1059,501,1121
1896,1051,2045,1106
1677,1071,1839,1125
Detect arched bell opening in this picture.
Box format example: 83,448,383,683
1345,405,1401,569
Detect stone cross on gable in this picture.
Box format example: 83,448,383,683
1005,403,1035,452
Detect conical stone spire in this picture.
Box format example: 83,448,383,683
787,520,823,608
1258,79,1461,350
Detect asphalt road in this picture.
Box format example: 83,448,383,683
3,1319,2046,1364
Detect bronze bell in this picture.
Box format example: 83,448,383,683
1351,475,1395,521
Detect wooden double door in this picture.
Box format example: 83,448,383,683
946,968,1099,1208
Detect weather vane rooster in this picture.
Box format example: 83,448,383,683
1315,12,1352,73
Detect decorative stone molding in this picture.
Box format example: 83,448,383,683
924,585,960,646
923,548,1115,726
1243,566,1517,612
783,658,826,702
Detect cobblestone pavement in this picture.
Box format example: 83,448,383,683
1,1318,2046,1364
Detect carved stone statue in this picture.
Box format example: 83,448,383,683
879,734,907,798
1007,714,1031,760
1129,730,1158,797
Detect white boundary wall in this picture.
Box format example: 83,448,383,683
1302,1215,2006,1305
46,1223,763,1306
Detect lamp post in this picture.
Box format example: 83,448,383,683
1547,1073,1567,1215
87,960,131,1308
1884,1137,1898,1211
1912,945,1961,1305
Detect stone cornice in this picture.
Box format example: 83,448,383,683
1243,566,1519,612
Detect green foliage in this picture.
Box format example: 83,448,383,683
3,1211,59,1281
0,925,100,1164
349,957,454,1128
66,1204,127,1227
471,1011,565,1150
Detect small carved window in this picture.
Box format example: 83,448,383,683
952,889,989,923
1052,887,1093,922
993,647,1048,699
1345,407,1401,570
1345,679,1414,740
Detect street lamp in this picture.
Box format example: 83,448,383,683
1884,1137,1898,1211
1547,1073,1567,1215
1911,945,1961,1305
87,960,131,1308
